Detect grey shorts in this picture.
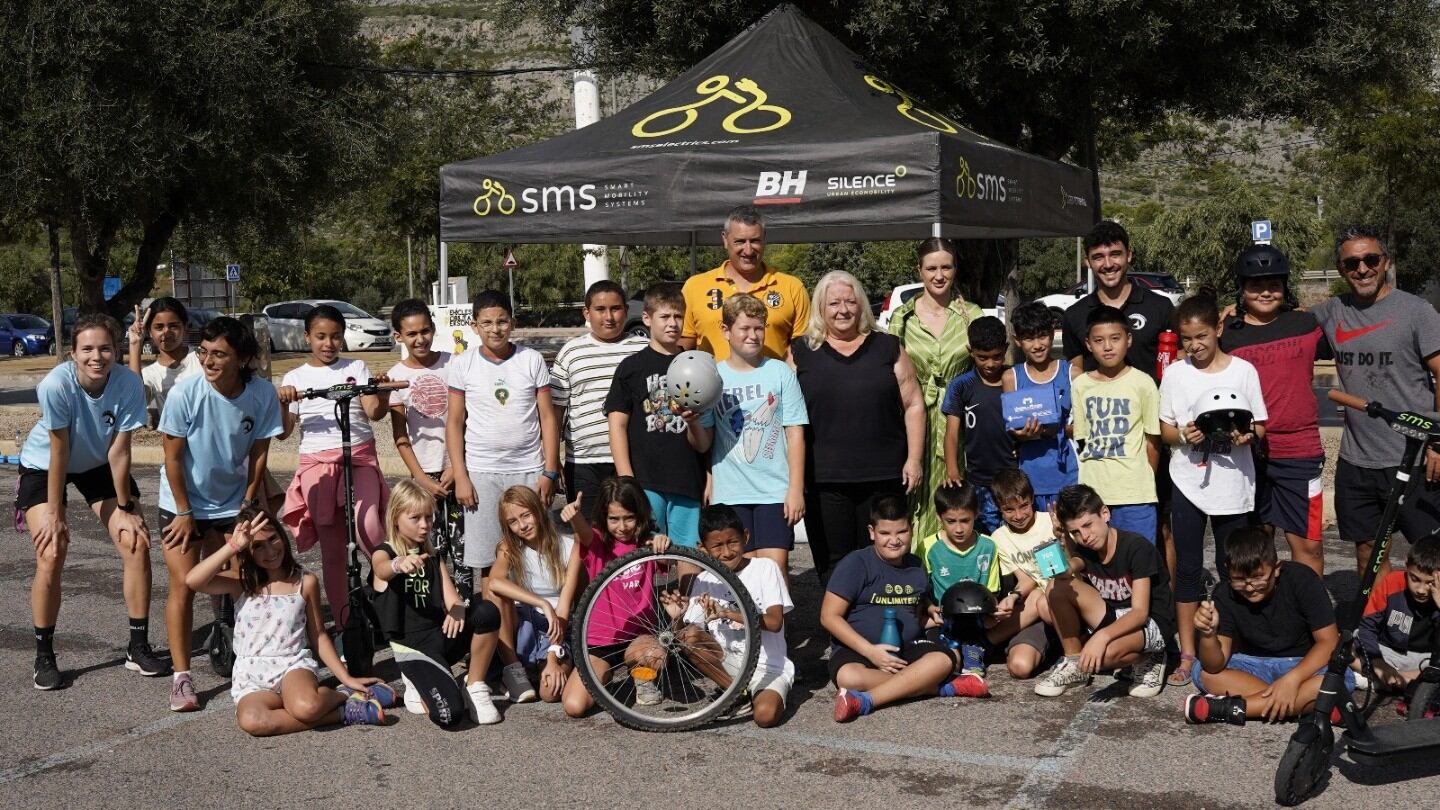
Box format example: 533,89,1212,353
1380,645,1433,672
462,468,542,569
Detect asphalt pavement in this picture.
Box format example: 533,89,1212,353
3,464,1439,809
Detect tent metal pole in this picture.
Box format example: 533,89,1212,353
438,241,449,305
689,232,698,275
931,222,942,238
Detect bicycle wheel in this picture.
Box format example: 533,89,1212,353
571,545,761,732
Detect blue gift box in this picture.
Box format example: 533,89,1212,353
1032,539,1070,579
1002,387,1059,429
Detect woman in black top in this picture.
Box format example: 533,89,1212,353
791,270,925,581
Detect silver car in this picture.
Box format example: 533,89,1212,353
262,299,393,352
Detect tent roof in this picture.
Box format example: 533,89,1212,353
439,5,1095,245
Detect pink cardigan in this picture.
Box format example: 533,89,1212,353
282,440,388,552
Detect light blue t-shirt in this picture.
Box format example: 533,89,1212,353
701,358,809,505
21,362,146,473
158,374,284,519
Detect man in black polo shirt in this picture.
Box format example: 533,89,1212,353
1061,221,1176,383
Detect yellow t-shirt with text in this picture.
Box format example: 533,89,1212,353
681,262,809,361
1071,367,1160,506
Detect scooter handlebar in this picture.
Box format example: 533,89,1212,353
299,379,410,400
1327,389,1369,412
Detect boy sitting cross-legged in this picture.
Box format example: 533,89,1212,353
913,482,1001,698
824,493,970,722
1188,526,1351,725
1035,484,1174,698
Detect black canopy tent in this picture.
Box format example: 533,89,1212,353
437,5,1095,289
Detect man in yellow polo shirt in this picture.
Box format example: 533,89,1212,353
681,204,810,360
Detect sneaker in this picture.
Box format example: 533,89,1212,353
633,675,662,706
945,672,991,699
169,672,199,712
401,674,425,715
1034,656,1090,697
501,662,536,703
466,681,501,725
341,697,385,727
833,688,863,723
1184,693,1246,725
33,654,63,691
1352,670,1370,691
1127,651,1166,698
338,683,396,709
125,643,171,677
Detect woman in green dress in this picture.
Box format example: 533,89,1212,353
887,238,983,540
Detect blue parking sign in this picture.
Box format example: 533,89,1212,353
1251,220,1273,243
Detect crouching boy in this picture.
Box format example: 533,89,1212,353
822,494,970,722
1035,484,1174,698
1187,526,1350,725
1355,533,1439,699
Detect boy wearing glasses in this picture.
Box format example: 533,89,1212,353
1312,226,1440,583
1186,527,1350,725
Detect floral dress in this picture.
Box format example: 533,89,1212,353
888,297,982,539
230,582,320,702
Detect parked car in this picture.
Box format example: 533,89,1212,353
623,294,649,339
0,314,53,356
1035,271,1185,317
262,299,393,352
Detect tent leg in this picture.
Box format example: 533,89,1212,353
931,222,942,238
438,241,449,305
688,233,698,275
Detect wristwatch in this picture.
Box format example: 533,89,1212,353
541,470,560,482
117,500,138,514
547,644,567,660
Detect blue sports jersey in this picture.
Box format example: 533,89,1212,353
1014,360,1078,496
21,362,146,473
157,374,284,518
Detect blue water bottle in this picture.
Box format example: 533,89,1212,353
879,607,902,648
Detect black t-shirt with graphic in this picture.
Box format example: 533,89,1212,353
1075,529,1176,636
377,542,444,635
1215,561,1336,658
603,346,706,500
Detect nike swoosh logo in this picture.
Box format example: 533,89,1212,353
1334,320,1393,344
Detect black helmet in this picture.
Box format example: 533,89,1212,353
1234,244,1290,280
943,581,996,619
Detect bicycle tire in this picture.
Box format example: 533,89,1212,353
571,545,761,732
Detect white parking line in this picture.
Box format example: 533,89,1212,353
1003,697,1116,808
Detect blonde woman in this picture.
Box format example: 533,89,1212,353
790,270,924,581
371,480,503,726
888,239,983,539
488,485,582,704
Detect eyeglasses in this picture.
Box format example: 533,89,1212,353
1340,253,1384,272
1228,574,1274,590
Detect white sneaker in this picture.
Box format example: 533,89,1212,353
1353,670,1370,691
501,662,536,703
466,681,501,725
634,675,663,706
1127,651,1166,698
1034,656,1090,697
401,673,425,715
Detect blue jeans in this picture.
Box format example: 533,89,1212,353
1107,503,1157,545
1191,653,1356,692
514,603,568,666
975,485,1001,536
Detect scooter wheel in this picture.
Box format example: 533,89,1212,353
1406,679,1438,722
1274,720,1333,806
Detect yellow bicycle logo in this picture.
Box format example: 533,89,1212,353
632,75,791,138
864,75,961,134
955,158,978,198
472,178,517,217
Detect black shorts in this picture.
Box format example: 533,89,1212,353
728,503,795,551
827,638,956,684
15,464,140,511
564,462,615,505
1006,621,1058,659
1254,455,1324,540
158,509,238,539
1334,459,1440,545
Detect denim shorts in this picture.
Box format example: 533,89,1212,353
1191,652,1356,692
645,489,701,547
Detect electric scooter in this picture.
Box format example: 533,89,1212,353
298,378,407,678
1274,389,1440,805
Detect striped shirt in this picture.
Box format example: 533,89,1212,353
551,333,647,463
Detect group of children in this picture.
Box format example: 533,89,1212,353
18,243,1439,736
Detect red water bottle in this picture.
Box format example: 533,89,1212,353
1156,329,1179,379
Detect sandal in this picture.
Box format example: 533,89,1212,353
1168,654,1197,687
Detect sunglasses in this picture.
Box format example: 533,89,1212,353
1340,253,1384,272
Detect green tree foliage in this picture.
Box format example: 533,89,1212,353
0,1,381,316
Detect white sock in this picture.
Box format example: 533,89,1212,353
173,670,190,682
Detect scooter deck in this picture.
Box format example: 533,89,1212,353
1344,718,1440,766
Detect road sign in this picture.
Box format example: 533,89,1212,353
1251,220,1273,244
503,249,518,268
225,263,241,282
103,276,121,300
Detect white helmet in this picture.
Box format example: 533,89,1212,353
665,350,724,412
1193,387,1255,442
